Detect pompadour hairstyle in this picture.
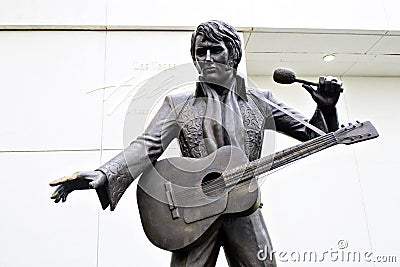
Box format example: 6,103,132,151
190,20,242,69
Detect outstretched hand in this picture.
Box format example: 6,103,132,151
50,171,106,203
302,76,343,110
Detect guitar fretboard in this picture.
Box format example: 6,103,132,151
223,132,337,187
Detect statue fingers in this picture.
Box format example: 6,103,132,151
317,76,331,95
328,76,336,95
302,84,316,97
51,184,69,203
53,191,62,203
51,185,63,199
57,189,70,203
303,83,327,105
321,76,343,96
55,191,67,203
332,78,344,95
50,190,58,200
49,172,80,186
61,192,68,202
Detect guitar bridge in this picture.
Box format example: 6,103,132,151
165,182,180,219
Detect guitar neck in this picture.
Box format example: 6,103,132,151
224,132,338,186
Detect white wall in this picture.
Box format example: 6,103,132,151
0,31,105,267
1,0,400,31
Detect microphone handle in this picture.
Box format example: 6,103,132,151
295,78,344,93
295,78,319,87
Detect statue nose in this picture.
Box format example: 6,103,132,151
206,49,212,61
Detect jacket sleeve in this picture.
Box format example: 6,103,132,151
261,90,338,141
95,96,180,210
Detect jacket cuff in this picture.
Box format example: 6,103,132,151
96,152,134,211
94,175,110,210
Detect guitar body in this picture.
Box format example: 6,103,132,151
136,121,379,252
137,146,260,252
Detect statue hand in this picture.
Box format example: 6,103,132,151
49,171,106,203
302,76,343,110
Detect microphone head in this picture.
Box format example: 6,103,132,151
273,68,296,84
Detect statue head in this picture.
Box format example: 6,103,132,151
190,20,242,70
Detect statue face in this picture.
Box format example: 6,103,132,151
194,35,233,84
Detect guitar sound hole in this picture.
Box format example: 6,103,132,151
201,172,226,197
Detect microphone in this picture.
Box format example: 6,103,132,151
273,67,319,87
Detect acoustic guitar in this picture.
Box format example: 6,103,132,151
137,121,378,252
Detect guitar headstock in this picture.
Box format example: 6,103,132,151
334,121,379,145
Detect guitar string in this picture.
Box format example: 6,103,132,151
173,138,337,207
200,135,337,201
171,134,337,205
190,138,337,207
170,136,325,196
175,135,336,203
172,134,336,204
174,140,335,207
173,123,348,199
196,159,299,201
172,125,357,205
195,125,354,196
226,133,336,181
214,134,335,187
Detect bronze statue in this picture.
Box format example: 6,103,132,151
50,20,344,266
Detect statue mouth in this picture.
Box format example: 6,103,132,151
203,66,216,72
202,64,218,73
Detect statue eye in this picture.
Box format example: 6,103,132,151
213,47,224,53
196,49,206,56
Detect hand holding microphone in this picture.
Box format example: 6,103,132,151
273,67,344,110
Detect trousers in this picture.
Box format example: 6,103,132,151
170,209,277,267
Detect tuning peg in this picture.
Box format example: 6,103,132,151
341,124,345,128
356,120,360,123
